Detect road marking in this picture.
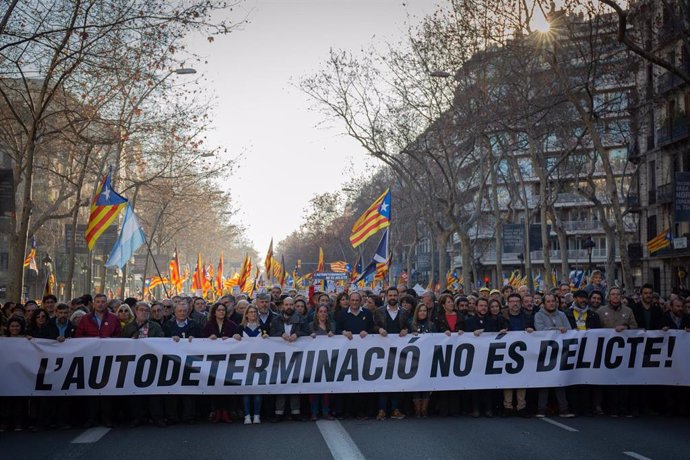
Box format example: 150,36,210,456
71,427,111,444
316,419,366,460
539,417,579,432
623,452,652,460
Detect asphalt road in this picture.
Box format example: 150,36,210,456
1,415,688,460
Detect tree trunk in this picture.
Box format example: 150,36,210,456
437,231,451,291
551,209,569,284
459,231,473,293
490,162,503,287
7,135,37,303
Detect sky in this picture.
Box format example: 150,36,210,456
186,0,444,257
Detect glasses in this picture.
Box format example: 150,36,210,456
118,310,129,314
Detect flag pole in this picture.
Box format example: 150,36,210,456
144,236,169,299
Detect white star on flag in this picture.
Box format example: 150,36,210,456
379,202,388,212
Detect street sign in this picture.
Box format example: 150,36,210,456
502,224,524,254
313,271,349,281
674,237,688,249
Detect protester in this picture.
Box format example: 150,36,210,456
51,303,74,342
502,293,533,417
121,302,166,427
373,287,408,421
74,293,121,428
233,305,266,424
270,297,307,421
534,294,575,418
409,302,434,417
308,305,335,421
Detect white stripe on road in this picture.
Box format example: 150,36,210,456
71,427,111,444
539,417,579,432
316,419,366,460
623,452,652,460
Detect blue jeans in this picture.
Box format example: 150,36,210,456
243,395,262,416
309,394,330,416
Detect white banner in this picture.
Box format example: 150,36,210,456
0,330,688,396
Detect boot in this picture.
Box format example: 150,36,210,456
421,399,429,418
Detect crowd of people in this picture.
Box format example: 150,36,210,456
1,270,689,432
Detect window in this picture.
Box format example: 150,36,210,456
647,215,657,242
0,252,7,271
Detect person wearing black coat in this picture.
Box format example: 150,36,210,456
660,298,690,416
630,284,663,330
465,298,506,417
163,303,201,423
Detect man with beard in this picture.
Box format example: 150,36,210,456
373,287,409,421
270,297,307,421
256,293,276,335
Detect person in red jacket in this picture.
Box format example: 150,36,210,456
75,293,121,338
74,293,121,427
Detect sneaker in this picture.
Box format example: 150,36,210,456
376,410,386,421
594,406,605,416
559,412,575,418
391,409,406,420
244,415,252,425
535,411,546,418
253,415,261,424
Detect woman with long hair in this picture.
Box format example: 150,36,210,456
308,305,335,421
233,305,266,424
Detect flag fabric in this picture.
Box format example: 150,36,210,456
374,255,391,281
43,273,55,297
237,255,252,291
85,172,128,250
317,247,325,272
265,239,273,280
353,229,389,284
105,204,146,270
224,272,240,289
350,255,363,282
23,236,38,272
149,276,169,289
446,270,458,288
279,255,287,287
203,264,214,297
192,254,204,291
648,228,672,254
245,266,258,295
330,261,349,273
569,270,584,290
349,188,391,248
216,253,224,296
169,249,183,294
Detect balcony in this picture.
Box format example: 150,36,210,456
646,134,655,152
656,65,690,94
657,182,674,204
657,116,690,148
561,220,604,232
626,193,641,211
530,248,608,261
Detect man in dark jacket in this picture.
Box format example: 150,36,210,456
163,303,201,423
50,303,74,341
631,284,663,330
501,293,533,417
122,302,166,427
374,287,409,421
565,290,602,415
630,283,664,415
256,292,276,335
270,297,307,421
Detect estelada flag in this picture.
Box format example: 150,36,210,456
85,171,127,250
350,188,391,248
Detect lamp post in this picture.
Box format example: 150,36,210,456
583,236,596,274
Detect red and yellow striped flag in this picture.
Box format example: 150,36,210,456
264,239,273,281
350,188,391,248
169,249,183,294
85,172,127,250
647,228,671,254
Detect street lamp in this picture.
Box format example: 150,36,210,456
583,236,596,274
